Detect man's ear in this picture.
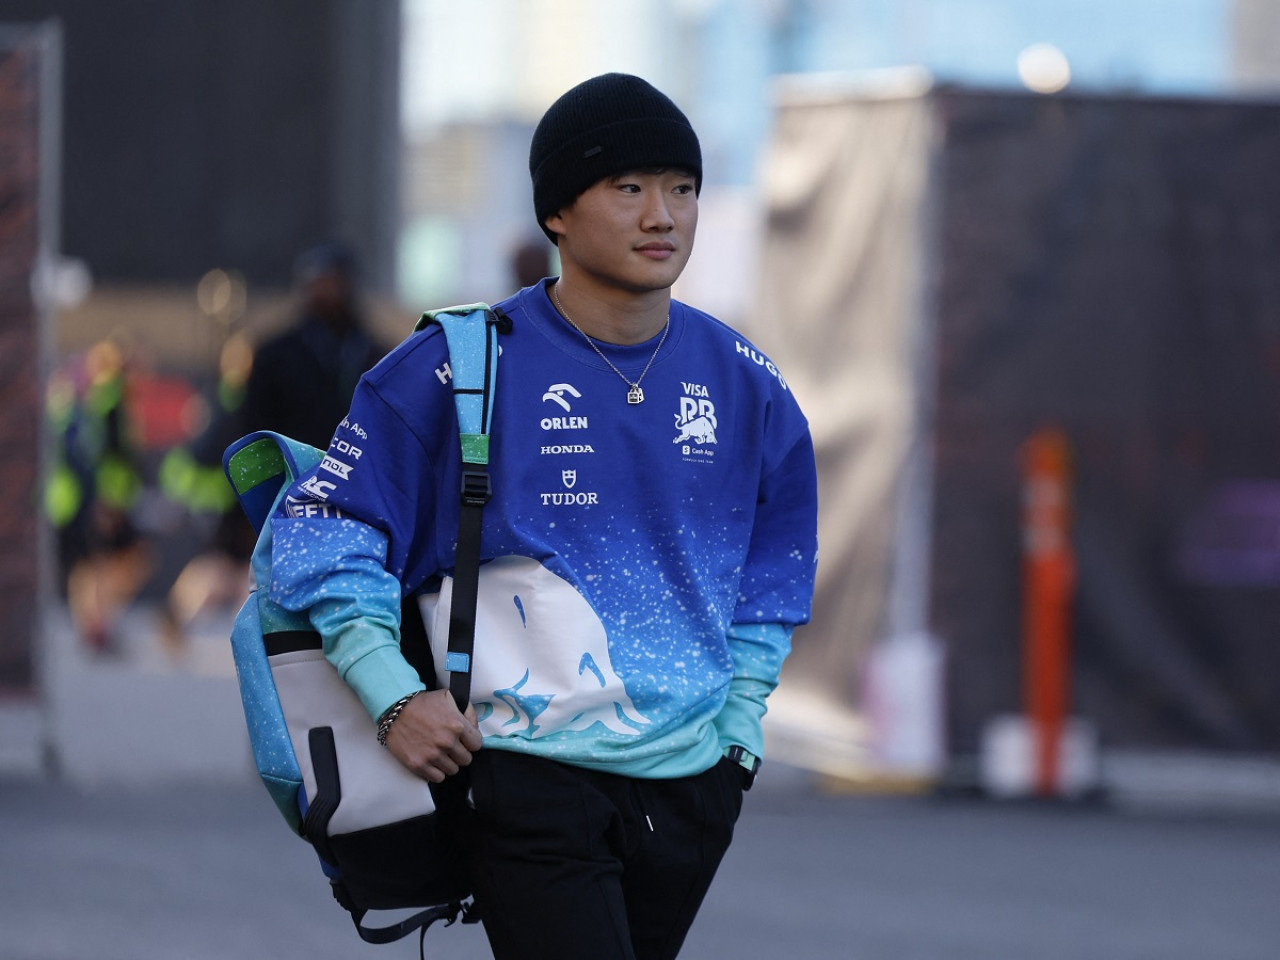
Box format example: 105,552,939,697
543,211,566,243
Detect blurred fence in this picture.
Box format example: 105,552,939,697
0,24,57,697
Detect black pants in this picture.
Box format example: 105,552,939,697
462,750,745,960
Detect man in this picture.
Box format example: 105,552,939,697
241,241,386,449
269,73,818,959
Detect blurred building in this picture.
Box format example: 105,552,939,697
1232,0,1280,90
398,0,1275,314
3,0,401,293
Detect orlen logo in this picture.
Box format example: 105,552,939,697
542,383,581,412
541,382,588,431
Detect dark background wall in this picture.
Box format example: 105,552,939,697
2,0,401,290
930,89,1280,757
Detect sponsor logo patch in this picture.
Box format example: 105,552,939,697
541,416,589,431
674,383,719,463
300,476,337,500
338,418,368,439
542,382,582,412
734,341,789,390
321,456,353,480
539,463,597,507
284,496,345,519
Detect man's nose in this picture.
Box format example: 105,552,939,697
641,191,675,230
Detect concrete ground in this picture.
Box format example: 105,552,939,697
3,600,1280,959
3,769,1280,960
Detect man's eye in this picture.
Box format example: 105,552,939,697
673,183,694,195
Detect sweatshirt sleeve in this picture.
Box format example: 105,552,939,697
721,386,819,757
715,411,819,759
265,338,450,721
712,622,794,758
268,513,424,721
733,419,818,629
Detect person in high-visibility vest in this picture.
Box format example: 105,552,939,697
157,329,259,641
45,338,150,651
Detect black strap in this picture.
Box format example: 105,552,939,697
263,630,321,657
349,900,465,947
440,307,501,713
447,470,489,711
300,727,341,869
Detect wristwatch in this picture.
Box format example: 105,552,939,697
723,744,761,791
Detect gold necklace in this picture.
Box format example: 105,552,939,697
552,285,669,405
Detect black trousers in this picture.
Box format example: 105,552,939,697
462,749,745,960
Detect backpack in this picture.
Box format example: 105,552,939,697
220,304,504,948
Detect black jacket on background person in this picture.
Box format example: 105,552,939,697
240,311,385,451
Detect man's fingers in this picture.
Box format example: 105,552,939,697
417,764,446,784
461,704,484,751
384,689,482,782
460,723,484,752
432,755,460,779
448,741,476,768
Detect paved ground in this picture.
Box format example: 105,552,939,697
5,599,1280,959
4,767,1279,960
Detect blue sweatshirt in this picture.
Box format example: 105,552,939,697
267,281,818,779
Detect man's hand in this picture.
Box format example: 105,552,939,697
384,689,483,783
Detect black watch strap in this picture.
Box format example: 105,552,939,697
724,745,761,791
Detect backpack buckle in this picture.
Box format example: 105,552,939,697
461,468,492,507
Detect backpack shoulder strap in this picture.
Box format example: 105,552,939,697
416,303,504,711
416,302,503,467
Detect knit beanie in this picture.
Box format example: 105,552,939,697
529,73,702,242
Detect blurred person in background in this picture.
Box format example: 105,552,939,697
157,328,257,645
45,336,150,652
241,240,387,448
266,74,818,959
159,241,388,642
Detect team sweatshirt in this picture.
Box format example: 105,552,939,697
267,280,818,779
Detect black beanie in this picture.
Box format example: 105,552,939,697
529,73,702,242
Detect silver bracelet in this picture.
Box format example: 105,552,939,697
376,691,422,747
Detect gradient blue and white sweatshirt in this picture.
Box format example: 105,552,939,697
267,280,818,779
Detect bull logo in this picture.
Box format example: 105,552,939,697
673,396,718,445
419,556,650,738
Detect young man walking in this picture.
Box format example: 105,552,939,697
269,73,818,959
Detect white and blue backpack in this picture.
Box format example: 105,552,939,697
221,304,503,949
